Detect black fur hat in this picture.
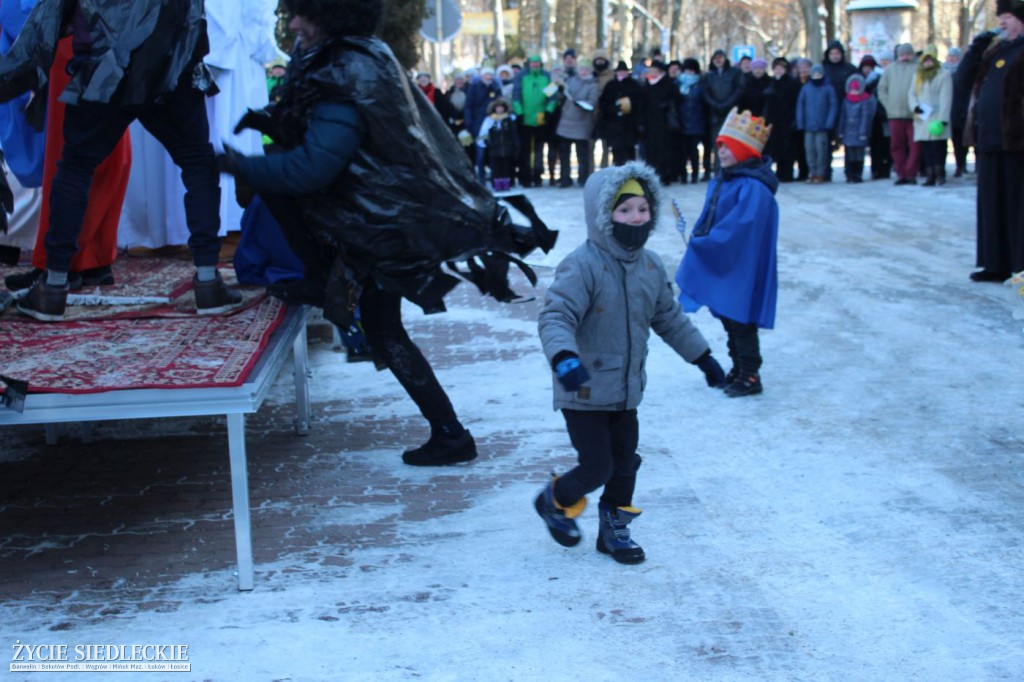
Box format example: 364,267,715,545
284,0,383,38
996,0,1024,19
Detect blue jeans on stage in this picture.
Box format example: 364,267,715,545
46,78,220,273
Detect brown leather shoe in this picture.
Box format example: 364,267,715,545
16,279,68,321
192,271,243,315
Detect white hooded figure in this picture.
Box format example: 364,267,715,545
118,0,284,249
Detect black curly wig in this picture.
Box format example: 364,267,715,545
285,0,383,38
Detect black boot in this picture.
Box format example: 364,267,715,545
402,429,477,466
922,166,937,187
936,165,946,186
851,161,864,182
596,503,645,564
535,476,586,547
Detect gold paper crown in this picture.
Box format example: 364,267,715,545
718,107,772,154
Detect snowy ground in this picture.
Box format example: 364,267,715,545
3,164,1024,681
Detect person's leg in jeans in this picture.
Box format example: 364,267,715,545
45,102,135,275
138,84,221,269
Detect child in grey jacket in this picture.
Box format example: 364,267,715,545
536,162,725,564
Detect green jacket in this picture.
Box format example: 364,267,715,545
512,69,557,127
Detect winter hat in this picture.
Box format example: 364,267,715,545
712,49,727,59
613,178,647,208
772,57,790,70
649,59,667,72
527,55,542,65
750,58,768,71
682,57,701,73
947,47,963,59
896,43,916,57
496,64,513,78
481,67,495,76
859,55,878,69
845,73,866,93
614,60,630,72
810,64,825,79
996,0,1024,21
563,48,577,59
716,107,771,162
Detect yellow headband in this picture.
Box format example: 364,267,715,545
614,179,645,205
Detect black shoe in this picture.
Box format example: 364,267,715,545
79,265,114,287
4,268,43,291
724,374,763,398
558,179,573,188
969,270,1011,283
402,430,477,466
16,279,68,321
193,271,243,315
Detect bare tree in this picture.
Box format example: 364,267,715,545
799,0,824,61
494,0,506,64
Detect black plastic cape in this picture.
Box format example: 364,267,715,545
266,36,557,325
0,0,208,116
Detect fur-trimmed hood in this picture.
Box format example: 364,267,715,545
582,162,664,261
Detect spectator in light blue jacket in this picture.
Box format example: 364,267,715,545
796,64,838,182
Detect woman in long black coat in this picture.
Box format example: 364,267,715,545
597,61,643,166
638,60,681,184
763,58,802,182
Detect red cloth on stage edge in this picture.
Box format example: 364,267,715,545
32,37,132,272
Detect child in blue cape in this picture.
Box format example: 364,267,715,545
675,107,779,397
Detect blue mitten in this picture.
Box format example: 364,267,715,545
555,356,591,392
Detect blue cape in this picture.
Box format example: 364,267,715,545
675,158,779,329
0,0,45,187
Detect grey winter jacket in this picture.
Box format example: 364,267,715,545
556,73,599,141
538,162,710,411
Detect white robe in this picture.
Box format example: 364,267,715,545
117,0,283,249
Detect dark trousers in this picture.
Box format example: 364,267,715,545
950,126,968,172
921,139,946,168
611,143,636,166
681,134,702,180
358,282,458,429
555,409,641,509
47,81,220,273
517,125,546,185
975,151,1024,273
722,316,761,375
557,136,591,185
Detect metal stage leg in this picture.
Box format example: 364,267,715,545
227,413,254,591
292,323,310,436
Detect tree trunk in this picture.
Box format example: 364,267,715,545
824,0,837,45
539,0,552,57
597,0,608,49
800,0,823,62
494,0,506,65
670,0,682,57
927,0,936,45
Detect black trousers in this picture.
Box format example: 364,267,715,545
555,409,641,509
681,134,702,179
517,125,546,185
975,151,1024,273
358,282,458,429
722,316,762,375
557,136,591,184
47,78,220,273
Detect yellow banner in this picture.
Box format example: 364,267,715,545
461,9,519,36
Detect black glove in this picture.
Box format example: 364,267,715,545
554,353,590,392
694,350,726,388
215,144,243,176
233,107,276,138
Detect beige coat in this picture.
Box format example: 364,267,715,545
908,69,952,141
877,60,918,118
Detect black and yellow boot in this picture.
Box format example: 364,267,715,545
596,503,645,564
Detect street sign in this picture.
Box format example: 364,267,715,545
420,0,462,43
732,45,756,63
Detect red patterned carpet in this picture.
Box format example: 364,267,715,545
0,257,286,394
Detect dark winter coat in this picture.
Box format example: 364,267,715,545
821,40,858,115
739,73,772,116
967,34,1024,153
677,78,706,137
702,63,743,126
640,75,680,179
837,95,878,146
0,0,210,109
796,79,838,132
763,74,801,160
598,75,643,149
234,37,555,321
464,76,503,137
